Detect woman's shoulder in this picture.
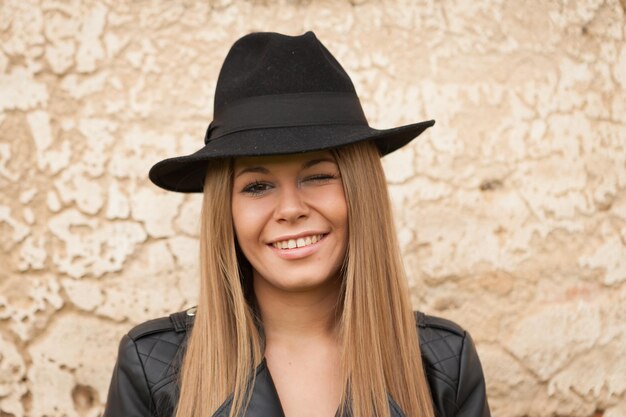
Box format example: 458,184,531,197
415,310,466,360
415,310,465,335
120,308,195,387
124,308,193,354
103,308,196,417
414,310,468,382
126,307,195,341
414,311,490,417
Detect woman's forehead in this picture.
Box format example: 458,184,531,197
233,150,336,169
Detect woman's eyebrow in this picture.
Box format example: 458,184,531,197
235,166,270,178
302,157,336,169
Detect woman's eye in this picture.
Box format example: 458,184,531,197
304,173,338,183
242,181,270,194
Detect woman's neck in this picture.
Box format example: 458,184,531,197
253,273,342,345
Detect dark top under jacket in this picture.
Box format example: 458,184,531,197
103,309,490,417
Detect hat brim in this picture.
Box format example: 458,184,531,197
148,120,435,193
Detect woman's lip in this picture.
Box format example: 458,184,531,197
267,234,328,260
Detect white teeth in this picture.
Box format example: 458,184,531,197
273,234,324,249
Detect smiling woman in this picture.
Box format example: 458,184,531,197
103,31,490,417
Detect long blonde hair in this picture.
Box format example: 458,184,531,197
174,141,434,417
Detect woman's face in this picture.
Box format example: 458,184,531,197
231,150,348,293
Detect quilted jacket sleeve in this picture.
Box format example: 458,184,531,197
454,331,489,417
103,333,153,417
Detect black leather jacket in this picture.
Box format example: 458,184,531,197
103,309,490,417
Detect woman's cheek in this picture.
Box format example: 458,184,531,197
232,197,271,245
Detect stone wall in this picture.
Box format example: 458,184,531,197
1,0,625,416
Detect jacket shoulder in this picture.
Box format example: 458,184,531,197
104,309,195,417
415,311,465,336
126,309,193,392
414,311,491,417
128,307,194,339
128,316,175,339
414,311,465,388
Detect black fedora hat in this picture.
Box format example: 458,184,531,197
148,31,435,193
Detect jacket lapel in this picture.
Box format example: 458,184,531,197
243,361,286,417
210,360,284,417
211,359,406,417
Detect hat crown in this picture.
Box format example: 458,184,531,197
214,31,357,110
148,31,434,193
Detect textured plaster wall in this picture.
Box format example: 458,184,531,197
0,0,625,416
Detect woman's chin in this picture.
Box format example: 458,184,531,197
254,271,342,294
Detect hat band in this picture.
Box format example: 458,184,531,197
205,92,368,143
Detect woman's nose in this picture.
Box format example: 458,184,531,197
273,186,309,222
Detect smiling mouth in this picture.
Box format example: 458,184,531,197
271,234,327,250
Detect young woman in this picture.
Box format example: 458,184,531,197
103,31,490,417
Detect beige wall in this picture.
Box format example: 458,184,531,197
1,0,625,416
